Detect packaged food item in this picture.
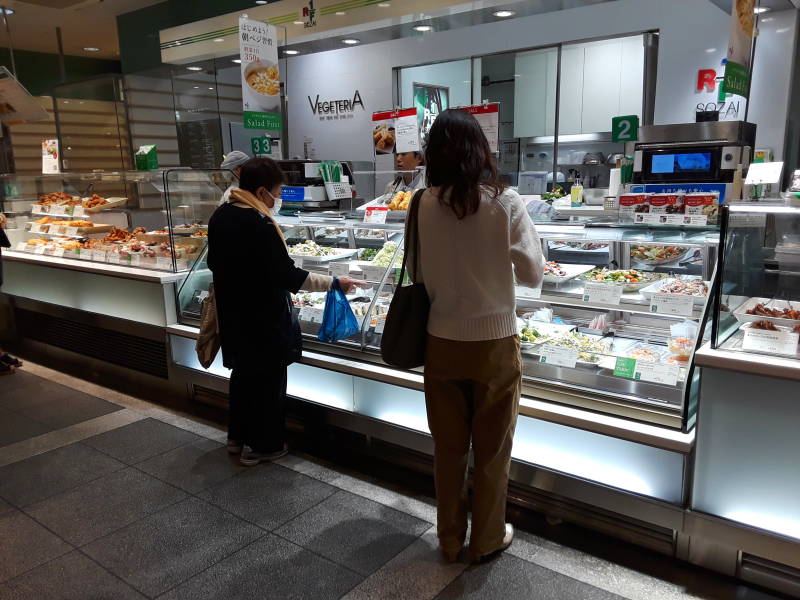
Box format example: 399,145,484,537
684,192,719,223
618,193,650,222
648,193,684,215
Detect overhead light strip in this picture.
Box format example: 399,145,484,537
160,12,298,49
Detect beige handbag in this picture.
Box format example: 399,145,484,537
195,283,220,369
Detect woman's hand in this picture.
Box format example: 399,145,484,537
0,213,6,229
338,276,366,294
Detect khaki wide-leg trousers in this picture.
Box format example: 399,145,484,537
424,334,521,557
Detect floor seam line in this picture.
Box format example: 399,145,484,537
268,528,367,579
72,546,156,600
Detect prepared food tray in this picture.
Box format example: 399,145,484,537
580,268,668,292
733,297,800,328
29,219,114,235
170,223,207,235
288,240,359,262
542,261,595,284
82,196,128,213
630,245,690,265
549,241,609,253
640,278,711,305
517,321,575,349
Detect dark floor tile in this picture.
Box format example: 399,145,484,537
0,407,51,447
9,391,122,430
2,550,146,600
199,463,336,530
81,418,202,465
159,533,362,600
0,510,71,583
275,490,430,576
438,553,625,600
136,439,244,494
0,370,40,393
25,467,186,546
83,497,262,597
0,498,13,517
0,378,76,411
0,443,125,507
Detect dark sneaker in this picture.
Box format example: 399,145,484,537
226,439,244,455
0,361,14,376
0,354,22,368
239,444,288,467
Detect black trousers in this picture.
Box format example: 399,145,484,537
228,363,287,453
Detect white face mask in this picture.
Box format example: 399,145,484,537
263,189,282,216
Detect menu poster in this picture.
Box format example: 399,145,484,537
371,108,419,155
459,103,500,153
240,16,282,130
724,0,755,98
42,139,60,174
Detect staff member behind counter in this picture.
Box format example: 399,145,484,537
383,151,426,196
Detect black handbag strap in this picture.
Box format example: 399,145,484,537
397,189,425,285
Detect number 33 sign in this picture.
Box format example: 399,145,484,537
612,115,639,143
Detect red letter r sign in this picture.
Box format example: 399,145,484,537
697,69,717,92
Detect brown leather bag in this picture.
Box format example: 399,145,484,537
196,283,221,369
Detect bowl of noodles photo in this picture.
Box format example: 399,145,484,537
243,60,281,112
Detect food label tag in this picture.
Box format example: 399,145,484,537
517,285,542,299
129,254,142,266
156,256,173,270
50,205,66,216
743,328,800,356
77,249,92,260
299,307,324,323
92,250,107,262
662,215,685,225
31,204,43,214
292,257,303,269
374,317,387,334
106,252,120,264
329,262,350,277
15,241,27,251
361,265,386,282
649,293,694,316
634,362,679,386
33,245,46,255
30,223,42,233
52,248,65,258
684,215,708,226
613,357,637,378
538,344,579,368
583,282,622,306
72,206,84,217
634,213,661,225
364,207,389,224
63,227,78,237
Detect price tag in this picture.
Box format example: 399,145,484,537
743,328,800,356
374,316,387,334
649,293,694,316
361,265,386,282
33,245,46,255
613,357,637,378
106,252,120,264
363,206,389,224
634,362,680,386
30,223,42,233
51,226,66,235
50,205,66,216
15,241,27,251
72,206,85,217
63,227,78,237
662,215,685,225
52,248,65,258
156,256,173,270
299,307,324,323
31,204,43,214
684,215,708,226
292,257,304,269
517,285,542,299
129,254,142,267
92,250,107,262
634,213,660,225
329,262,350,277
538,344,579,368
583,282,623,306
77,249,93,260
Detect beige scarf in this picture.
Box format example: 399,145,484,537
229,188,285,243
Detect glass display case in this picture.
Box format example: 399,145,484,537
0,168,233,272
713,202,800,360
177,207,720,427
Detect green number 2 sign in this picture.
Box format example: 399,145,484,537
611,115,639,143
250,136,272,156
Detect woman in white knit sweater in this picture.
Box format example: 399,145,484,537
408,109,543,563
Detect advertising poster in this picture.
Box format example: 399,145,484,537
724,0,756,98
413,83,448,146
41,139,59,174
239,16,282,130
372,108,419,155
459,103,500,153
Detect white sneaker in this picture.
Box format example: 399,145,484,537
239,444,288,467
470,524,514,563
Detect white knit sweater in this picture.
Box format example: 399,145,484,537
407,187,544,342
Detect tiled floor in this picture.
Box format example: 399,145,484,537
0,366,791,600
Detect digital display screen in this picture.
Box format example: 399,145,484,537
651,152,712,174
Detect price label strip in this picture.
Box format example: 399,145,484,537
649,293,694,317
583,282,622,306
634,362,679,386
299,306,324,324
329,262,350,277
538,344,579,368
742,328,800,357
361,265,386,282
33,245,47,255
684,215,708,226
52,248,65,258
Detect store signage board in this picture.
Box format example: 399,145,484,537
459,103,500,153
583,282,622,306
0,67,48,125
724,0,755,98
250,136,272,156
239,16,282,130
629,183,727,204
743,328,800,356
650,294,694,317
745,161,783,185
538,345,579,368
363,207,388,224
329,262,350,277
634,362,679,386
613,357,637,378
372,108,420,155
611,115,639,143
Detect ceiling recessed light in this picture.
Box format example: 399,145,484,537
754,6,770,13
208,87,214,90
705,47,717,53
493,10,515,17
335,11,346,15
378,2,390,6
293,20,303,25
83,47,100,52
187,66,203,71
413,25,432,32
213,38,225,43
342,38,360,45
255,0,267,3
193,86,199,89
284,49,299,55
232,59,241,63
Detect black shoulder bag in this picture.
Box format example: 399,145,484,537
380,189,430,369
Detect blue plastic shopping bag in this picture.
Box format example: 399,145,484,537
318,278,361,343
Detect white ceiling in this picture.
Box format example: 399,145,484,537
0,0,163,59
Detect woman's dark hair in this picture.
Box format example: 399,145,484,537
424,108,505,219
238,157,286,194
